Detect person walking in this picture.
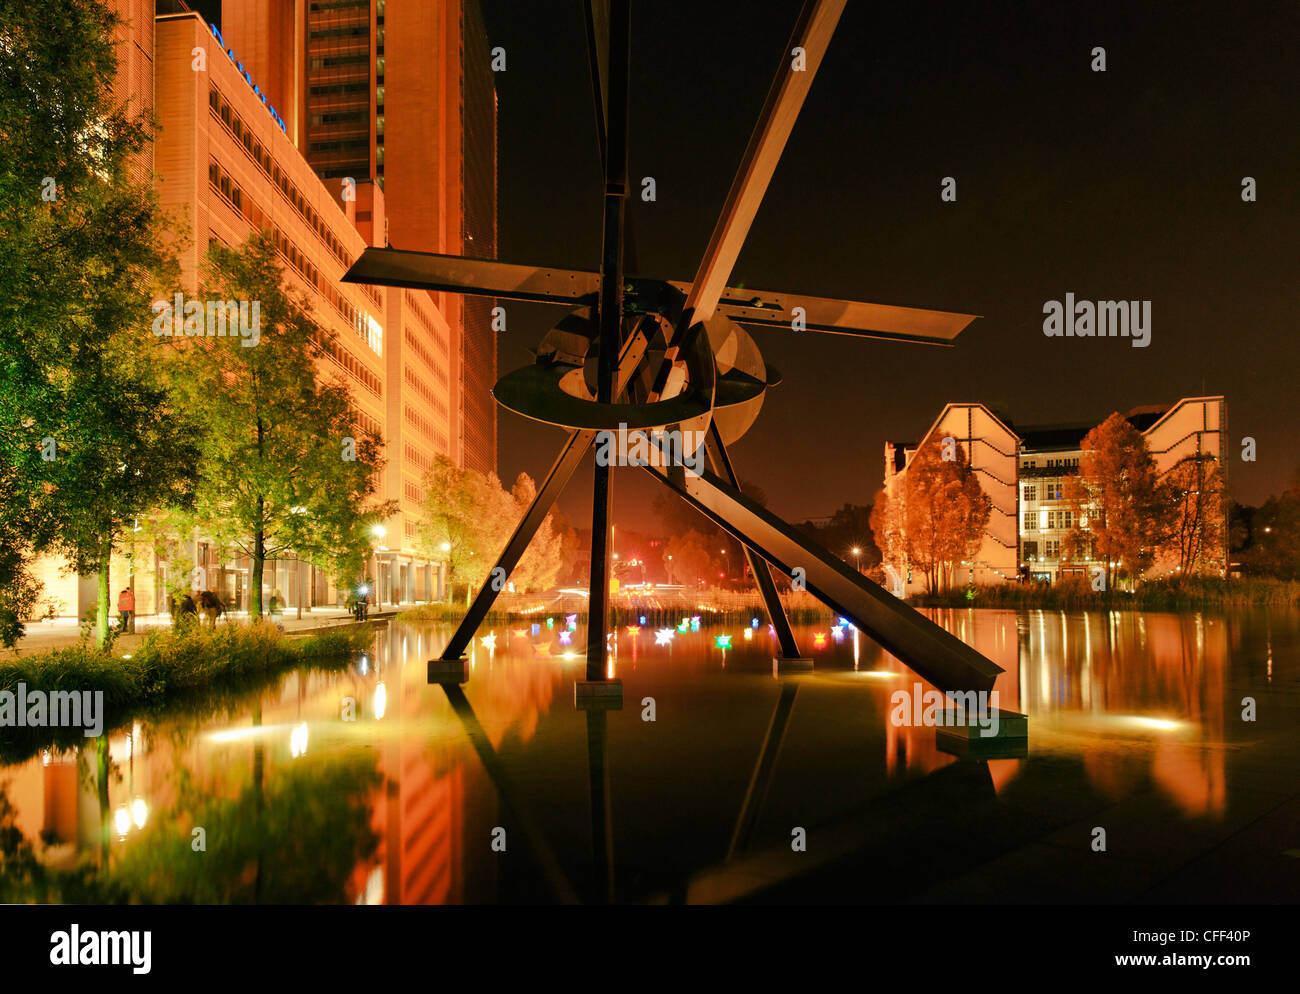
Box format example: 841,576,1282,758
117,587,135,634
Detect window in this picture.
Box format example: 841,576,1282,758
1022,541,1039,561
1023,484,1036,502
1023,511,1036,531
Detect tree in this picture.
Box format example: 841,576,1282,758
1160,455,1226,576
508,473,562,592
1242,481,1300,580
880,437,991,593
168,233,392,620
1063,413,1166,589
662,529,717,589
1,0,196,647
870,484,906,581
417,458,561,596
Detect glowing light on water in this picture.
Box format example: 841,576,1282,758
655,628,674,645
546,617,554,630
751,617,760,628
567,614,578,630
290,722,309,758
530,623,540,636
715,634,732,649
373,682,387,720
131,798,148,829
743,627,753,640
559,630,573,646
813,632,827,648
479,632,497,652
677,621,689,633
831,624,846,640
639,615,647,625
690,616,701,631
114,806,130,837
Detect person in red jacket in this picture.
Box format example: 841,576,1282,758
117,588,135,633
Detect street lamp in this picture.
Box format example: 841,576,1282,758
852,546,861,573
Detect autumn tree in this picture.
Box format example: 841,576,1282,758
874,437,990,593
1062,412,1165,589
1160,455,1226,576
869,484,905,578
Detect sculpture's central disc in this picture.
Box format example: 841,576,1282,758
491,289,781,445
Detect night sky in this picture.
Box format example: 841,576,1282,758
201,0,1299,533
481,0,1298,533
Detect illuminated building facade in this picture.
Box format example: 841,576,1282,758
32,0,496,617
882,396,1227,593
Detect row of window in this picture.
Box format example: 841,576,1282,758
208,83,364,281
404,366,449,419
1023,479,1065,501
207,158,381,358
1023,509,1076,531
404,442,432,474
404,405,449,455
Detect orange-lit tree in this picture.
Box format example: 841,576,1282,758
873,437,991,594
1063,413,1165,589
1160,455,1226,576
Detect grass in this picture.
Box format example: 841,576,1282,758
908,576,1300,611
0,623,372,766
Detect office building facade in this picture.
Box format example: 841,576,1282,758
882,397,1227,594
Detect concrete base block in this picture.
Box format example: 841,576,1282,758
427,656,470,685
575,679,623,711
773,656,814,673
937,707,1028,740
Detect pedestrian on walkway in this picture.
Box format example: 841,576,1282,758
117,588,135,633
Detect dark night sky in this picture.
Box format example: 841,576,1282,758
479,0,1298,533
202,0,1298,532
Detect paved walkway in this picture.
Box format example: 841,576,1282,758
3,607,402,657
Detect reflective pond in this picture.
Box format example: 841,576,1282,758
3,608,1298,903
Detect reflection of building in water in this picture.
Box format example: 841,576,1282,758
1017,610,1227,816
4,626,560,903
879,610,1022,781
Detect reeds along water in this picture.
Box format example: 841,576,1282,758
908,577,1300,611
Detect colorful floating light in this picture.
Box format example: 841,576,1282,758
567,614,578,630
715,634,732,649
655,628,674,645
813,632,828,648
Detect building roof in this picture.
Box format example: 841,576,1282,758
1011,406,1170,453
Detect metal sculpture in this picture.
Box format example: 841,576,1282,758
344,0,1003,695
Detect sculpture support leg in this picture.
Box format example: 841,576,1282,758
586,0,630,680
641,456,1004,694
705,423,802,659
439,430,595,662
728,681,799,860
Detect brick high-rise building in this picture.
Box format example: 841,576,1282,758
220,0,499,477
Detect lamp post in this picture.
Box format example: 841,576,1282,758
852,546,861,574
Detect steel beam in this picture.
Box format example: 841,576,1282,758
704,423,802,659
683,0,847,324
640,457,1004,694
343,248,599,304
